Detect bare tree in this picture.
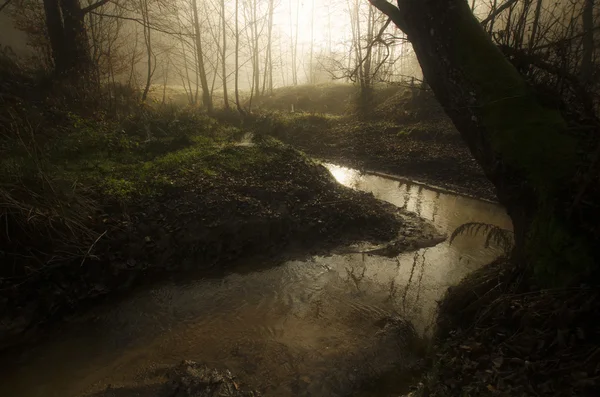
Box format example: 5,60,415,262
191,0,213,111
234,0,244,113
261,0,274,95
221,0,229,109
139,0,154,101
289,0,299,85
528,0,543,50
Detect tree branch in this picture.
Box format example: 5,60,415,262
0,0,13,13
532,26,600,51
89,11,191,37
368,0,407,31
480,0,519,26
81,0,112,15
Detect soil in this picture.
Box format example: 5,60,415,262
0,142,440,351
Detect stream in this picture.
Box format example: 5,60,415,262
0,164,512,397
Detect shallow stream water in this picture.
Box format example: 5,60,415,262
0,164,512,397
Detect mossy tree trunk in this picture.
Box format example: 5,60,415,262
369,0,594,283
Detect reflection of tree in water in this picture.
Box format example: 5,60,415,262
386,257,402,301
416,186,424,216
431,192,440,223
401,249,427,312
414,249,427,304
398,181,411,210
345,264,367,292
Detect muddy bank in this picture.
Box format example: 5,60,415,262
0,141,439,351
70,317,423,397
256,114,496,201
94,361,260,397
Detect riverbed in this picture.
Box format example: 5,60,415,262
0,164,511,397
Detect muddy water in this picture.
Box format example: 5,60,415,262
0,165,511,397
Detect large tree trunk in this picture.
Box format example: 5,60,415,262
43,0,91,76
369,0,593,283
43,0,66,71
59,0,89,73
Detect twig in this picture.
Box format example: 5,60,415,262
0,0,12,13
80,230,107,266
481,0,520,26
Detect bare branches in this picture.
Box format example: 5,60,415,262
480,0,519,26
349,17,392,82
367,0,406,31
0,0,13,13
89,11,190,37
81,0,112,15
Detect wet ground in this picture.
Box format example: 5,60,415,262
0,165,511,397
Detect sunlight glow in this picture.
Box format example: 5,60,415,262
325,164,362,187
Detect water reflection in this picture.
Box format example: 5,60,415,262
0,164,512,397
323,163,512,327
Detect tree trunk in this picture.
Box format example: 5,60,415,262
308,0,314,84
368,0,593,283
528,0,543,51
43,0,66,71
140,0,152,102
488,0,498,34
234,0,244,114
252,0,260,99
221,0,229,109
290,0,299,86
176,14,195,105
43,0,91,77
59,0,89,73
192,0,213,112
262,0,274,95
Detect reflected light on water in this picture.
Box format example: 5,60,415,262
327,164,362,187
